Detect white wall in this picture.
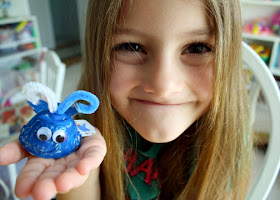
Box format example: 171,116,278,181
50,0,80,47
7,0,86,50
29,0,56,49
76,0,88,53
8,0,30,17
241,4,279,24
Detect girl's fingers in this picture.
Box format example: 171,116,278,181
0,139,29,165
77,144,106,174
13,129,107,199
76,132,107,175
16,157,65,200
15,153,92,199
31,161,68,200
55,162,89,193
15,157,52,198
55,134,106,192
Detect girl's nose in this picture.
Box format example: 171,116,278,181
142,54,185,98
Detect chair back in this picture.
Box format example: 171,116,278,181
243,42,280,200
41,50,66,102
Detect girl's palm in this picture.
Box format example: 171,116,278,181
0,129,106,200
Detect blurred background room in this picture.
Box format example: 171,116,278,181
0,0,279,199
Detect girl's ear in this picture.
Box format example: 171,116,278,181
27,99,50,114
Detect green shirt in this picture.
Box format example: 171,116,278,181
125,129,162,200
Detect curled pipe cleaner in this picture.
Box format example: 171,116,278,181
22,82,58,113
55,90,100,115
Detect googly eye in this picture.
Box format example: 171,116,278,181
52,130,67,143
37,127,52,141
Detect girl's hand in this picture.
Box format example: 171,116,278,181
0,128,106,200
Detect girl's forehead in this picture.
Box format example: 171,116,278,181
118,0,212,38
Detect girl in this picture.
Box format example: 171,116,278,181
0,0,253,199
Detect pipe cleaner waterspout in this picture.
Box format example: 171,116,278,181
19,82,99,159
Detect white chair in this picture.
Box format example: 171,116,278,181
0,48,66,200
0,174,11,199
243,41,280,200
40,48,66,102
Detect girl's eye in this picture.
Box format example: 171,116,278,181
111,42,147,65
37,127,52,141
52,130,67,143
182,42,214,67
183,43,212,54
113,43,146,53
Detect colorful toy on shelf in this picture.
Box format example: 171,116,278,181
243,17,272,36
0,20,36,55
250,43,271,64
272,10,280,36
19,82,100,159
15,21,34,40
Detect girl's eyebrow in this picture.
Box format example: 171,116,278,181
185,29,213,36
114,27,148,37
114,26,213,37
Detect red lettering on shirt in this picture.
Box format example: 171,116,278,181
125,150,138,173
125,150,159,185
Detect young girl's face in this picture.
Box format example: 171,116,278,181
110,0,215,143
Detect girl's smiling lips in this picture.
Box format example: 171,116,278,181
131,98,186,106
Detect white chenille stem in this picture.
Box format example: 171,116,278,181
22,82,58,113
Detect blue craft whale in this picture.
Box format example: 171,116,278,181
19,90,99,159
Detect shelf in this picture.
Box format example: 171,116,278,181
0,48,41,65
243,33,280,42
271,68,280,76
0,38,36,49
241,0,280,6
0,16,35,26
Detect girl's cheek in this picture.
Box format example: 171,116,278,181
182,52,214,68
110,63,122,94
181,53,214,101
109,60,136,94
187,62,213,101
111,52,145,65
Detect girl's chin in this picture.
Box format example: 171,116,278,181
134,126,187,143
123,112,198,143
139,134,180,143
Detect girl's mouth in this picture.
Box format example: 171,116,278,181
133,99,184,106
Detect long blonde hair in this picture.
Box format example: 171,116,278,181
80,0,252,199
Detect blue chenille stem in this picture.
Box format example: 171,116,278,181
28,100,50,114
55,91,100,115
24,110,49,128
